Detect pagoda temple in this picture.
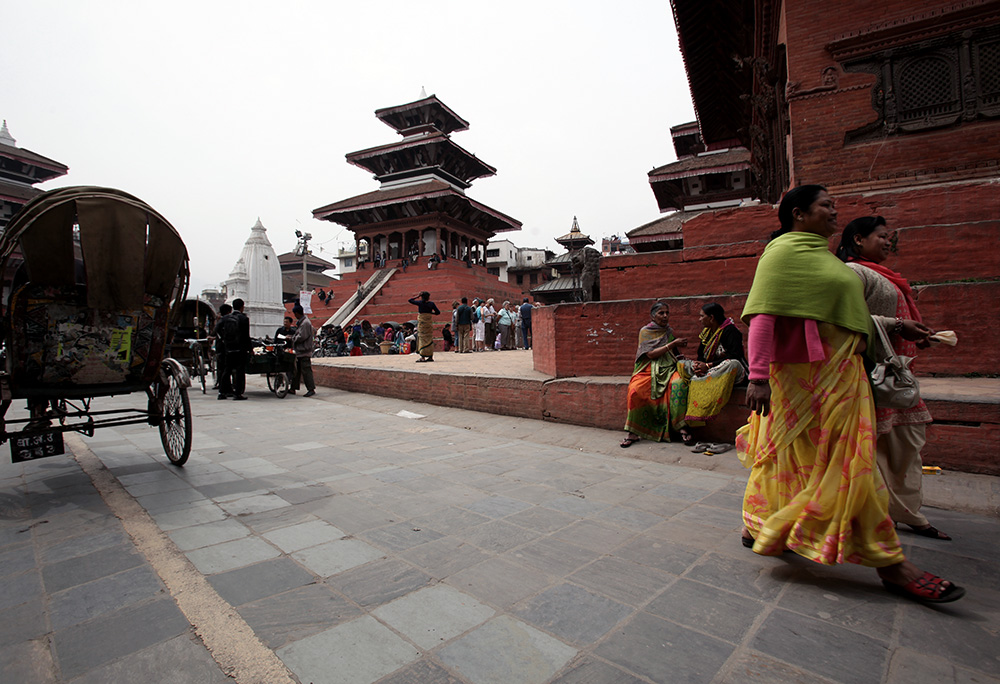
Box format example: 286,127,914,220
312,94,521,267
532,217,601,304
0,121,68,230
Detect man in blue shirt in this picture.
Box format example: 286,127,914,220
519,298,534,350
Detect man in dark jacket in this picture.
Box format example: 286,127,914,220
218,298,251,400
211,303,233,391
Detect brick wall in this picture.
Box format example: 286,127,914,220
782,1,1000,190
535,280,998,378
532,297,749,378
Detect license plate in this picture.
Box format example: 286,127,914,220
10,431,65,463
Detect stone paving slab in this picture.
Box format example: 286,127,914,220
0,381,997,683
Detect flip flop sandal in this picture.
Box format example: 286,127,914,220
690,442,712,453
905,524,952,541
704,443,733,455
883,571,966,604
620,437,640,449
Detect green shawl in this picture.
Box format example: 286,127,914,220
742,231,873,339
634,324,676,400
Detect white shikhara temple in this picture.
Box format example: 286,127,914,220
223,218,285,338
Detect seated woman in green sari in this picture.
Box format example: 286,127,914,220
621,302,688,448
672,303,748,445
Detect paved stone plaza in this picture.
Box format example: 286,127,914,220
1,380,998,683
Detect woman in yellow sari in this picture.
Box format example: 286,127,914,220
621,302,688,448
737,185,964,603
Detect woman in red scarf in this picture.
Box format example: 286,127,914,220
837,216,948,540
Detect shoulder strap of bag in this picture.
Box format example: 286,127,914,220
870,315,897,362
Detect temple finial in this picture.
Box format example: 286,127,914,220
419,86,427,99
0,120,15,147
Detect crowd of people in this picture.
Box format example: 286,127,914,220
448,296,534,353
620,184,964,605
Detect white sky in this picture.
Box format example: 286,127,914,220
5,0,695,294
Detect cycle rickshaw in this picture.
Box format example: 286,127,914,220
0,186,194,465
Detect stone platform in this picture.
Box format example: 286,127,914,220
313,351,1000,476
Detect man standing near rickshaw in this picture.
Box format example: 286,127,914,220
211,303,232,392
217,299,250,400
291,304,316,397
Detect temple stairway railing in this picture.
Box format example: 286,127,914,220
323,267,396,328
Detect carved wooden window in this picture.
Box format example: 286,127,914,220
843,25,1000,143
974,37,1000,114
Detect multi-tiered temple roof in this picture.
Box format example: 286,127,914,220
313,94,520,267
0,121,69,230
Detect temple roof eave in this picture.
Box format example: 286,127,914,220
345,135,497,183
375,95,471,136
649,148,752,179
0,142,69,178
313,182,521,235
670,0,755,145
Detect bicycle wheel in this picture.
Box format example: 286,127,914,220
272,372,289,398
192,346,207,394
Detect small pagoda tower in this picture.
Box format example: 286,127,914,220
0,121,69,230
533,217,600,304
312,94,521,267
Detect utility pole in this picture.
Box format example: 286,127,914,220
295,230,312,293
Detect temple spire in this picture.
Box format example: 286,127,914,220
0,120,15,147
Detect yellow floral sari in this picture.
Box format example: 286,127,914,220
736,322,903,567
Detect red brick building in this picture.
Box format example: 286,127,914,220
597,0,1000,379
532,0,999,472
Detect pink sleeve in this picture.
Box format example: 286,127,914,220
747,314,775,380
804,319,825,362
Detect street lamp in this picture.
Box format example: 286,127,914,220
295,231,312,293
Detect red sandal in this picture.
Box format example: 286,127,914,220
883,571,965,604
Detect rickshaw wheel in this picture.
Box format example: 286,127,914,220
159,364,192,465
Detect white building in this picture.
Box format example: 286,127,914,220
486,239,550,283
222,218,285,338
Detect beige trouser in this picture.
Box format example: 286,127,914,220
876,423,929,527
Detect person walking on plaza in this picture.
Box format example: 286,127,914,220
409,291,441,362
291,304,316,397
520,298,533,349
738,184,963,603
456,297,473,353
837,216,948,540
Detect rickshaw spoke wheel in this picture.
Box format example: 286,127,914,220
158,366,192,466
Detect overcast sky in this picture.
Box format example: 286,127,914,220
5,0,695,294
